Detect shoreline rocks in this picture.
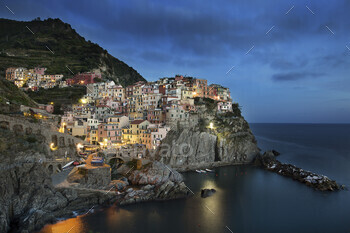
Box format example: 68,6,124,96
0,146,191,233
255,151,344,191
117,161,191,205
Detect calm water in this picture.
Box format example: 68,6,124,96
39,124,350,233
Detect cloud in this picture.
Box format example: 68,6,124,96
272,72,325,82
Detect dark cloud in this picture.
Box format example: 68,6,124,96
272,72,325,82
139,51,170,63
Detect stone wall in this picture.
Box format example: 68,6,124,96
0,114,84,158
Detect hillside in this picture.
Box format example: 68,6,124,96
0,79,37,113
0,18,145,86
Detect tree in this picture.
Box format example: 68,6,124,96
94,77,102,83
232,103,242,117
53,102,63,115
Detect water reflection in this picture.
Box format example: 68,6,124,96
39,215,85,233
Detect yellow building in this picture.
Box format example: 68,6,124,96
181,88,193,100
133,84,143,96
193,78,209,98
129,110,144,120
122,120,150,144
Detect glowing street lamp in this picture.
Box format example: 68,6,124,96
76,143,83,150
50,143,57,151
209,122,214,129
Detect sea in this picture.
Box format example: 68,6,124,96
38,123,350,233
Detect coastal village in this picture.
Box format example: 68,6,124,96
1,14,345,233
5,66,234,154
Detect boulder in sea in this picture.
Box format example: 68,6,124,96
201,189,216,198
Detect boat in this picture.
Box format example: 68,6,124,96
195,170,202,173
205,168,213,172
91,157,104,166
62,161,74,169
200,170,207,173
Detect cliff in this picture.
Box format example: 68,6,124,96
156,98,260,171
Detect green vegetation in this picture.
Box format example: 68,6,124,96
74,135,86,140
194,97,217,112
0,79,37,114
0,18,145,86
26,86,86,105
231,103,242,117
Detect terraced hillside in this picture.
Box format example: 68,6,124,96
0,18,145,86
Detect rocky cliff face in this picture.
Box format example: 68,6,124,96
0,129,190,232
156,99,260,171
117,161,190,205
0,129,118,233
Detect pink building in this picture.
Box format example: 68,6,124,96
142,85,154,95
34,67,47,75
175,75,183,81
98,123,122,144
106,99,123,113
67,72,101,85
151,126,171,149
38,104,54,113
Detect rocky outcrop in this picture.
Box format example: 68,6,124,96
0,151,121,233
117,161,191,205
67,165,111,189
0,129,191,233
255,151,344,191
201,189,216,198
1,158,190,232
156,115,260,171
127,161,183,185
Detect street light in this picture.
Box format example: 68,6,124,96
77,143,83,150
209,122,214,129
50,143,57,151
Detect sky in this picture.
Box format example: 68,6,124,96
1,0,350,123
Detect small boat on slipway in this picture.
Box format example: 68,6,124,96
196,169,214,173
196,169,209,173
